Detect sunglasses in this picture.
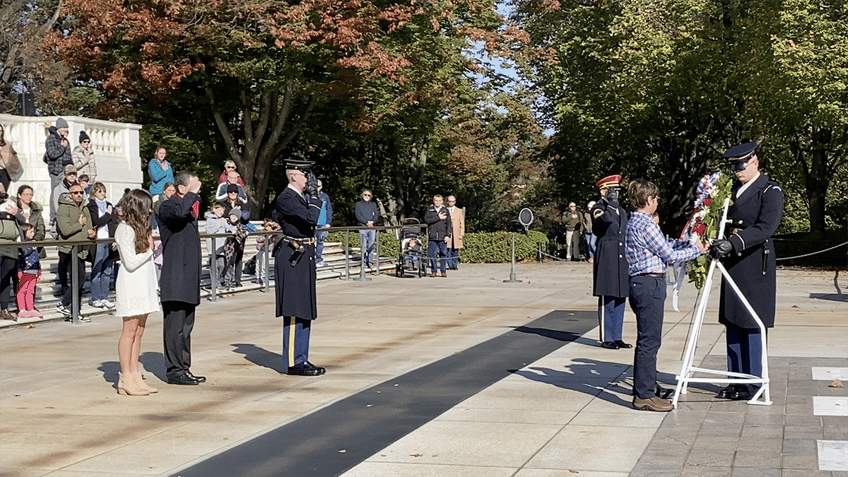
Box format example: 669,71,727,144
70,191,84,195
363,194,371,197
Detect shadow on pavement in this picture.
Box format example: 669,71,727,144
231,343,285,373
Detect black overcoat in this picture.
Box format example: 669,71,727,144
719,173,783,329
591,197,629,298
274,186,322,320
158,192,202,305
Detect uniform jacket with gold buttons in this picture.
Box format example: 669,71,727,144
719,173,783,329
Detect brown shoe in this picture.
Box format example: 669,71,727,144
633,396,673,412
430,272,437,278
0,309,16,321
441,272,447,277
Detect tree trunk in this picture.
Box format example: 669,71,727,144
206,81,313,217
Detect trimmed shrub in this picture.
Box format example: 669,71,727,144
325,229,547,263
458,231,548,263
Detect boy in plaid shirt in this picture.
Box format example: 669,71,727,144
625,179,707,412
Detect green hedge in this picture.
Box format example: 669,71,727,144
458,231,548,263
326,230,548,263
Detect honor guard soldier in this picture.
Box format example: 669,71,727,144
710,141,783,400
273,158,326,376
591,175,632,350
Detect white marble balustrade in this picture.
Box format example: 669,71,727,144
0,114,143,218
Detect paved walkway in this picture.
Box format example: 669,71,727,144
0,262,845,476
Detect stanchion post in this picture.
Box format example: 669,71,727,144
504,234,522,283
209,249,218,301
344,230,350,280
375,230,380,276
71,245,79,324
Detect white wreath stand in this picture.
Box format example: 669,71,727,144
672,198,771,408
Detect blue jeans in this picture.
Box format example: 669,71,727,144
428,240,447,273
629,275,666,399
90,243,113,302
585,233,597,259
315,229,329,263
359,229,375,266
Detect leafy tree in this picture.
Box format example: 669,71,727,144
47,0,517,217
515,0,848,234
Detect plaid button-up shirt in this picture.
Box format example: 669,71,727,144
625,211,701,276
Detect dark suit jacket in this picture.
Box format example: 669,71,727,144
720,174,783,329
159,192,202,305
274,186,322,320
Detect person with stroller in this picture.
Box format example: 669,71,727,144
425,194,452,277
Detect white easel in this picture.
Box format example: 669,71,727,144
672,198,771,407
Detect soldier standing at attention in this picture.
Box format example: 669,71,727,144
591,175,631,350
273,159,326,377
710,141,783,401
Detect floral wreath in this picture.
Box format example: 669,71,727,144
678,171,734,289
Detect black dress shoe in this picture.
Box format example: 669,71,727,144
600,341,620,349
304,361,326,375
614,340,633,349
167,374,200,385
288,363,322,376
716,384,736,399
655,384,673,400
186,372,206,383
728,385,753,401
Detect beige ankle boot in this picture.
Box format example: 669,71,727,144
117,372,149,396
133,372,158,394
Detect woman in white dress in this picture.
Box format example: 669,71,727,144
114,189,161,396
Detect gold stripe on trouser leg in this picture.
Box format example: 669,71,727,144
288,316,296,367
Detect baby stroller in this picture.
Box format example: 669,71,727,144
396,218,426,277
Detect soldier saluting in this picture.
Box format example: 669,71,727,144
591,175,631,350
272,158,326,377
710,141,784,401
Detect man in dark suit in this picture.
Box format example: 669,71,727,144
273,159,326,376
710,141,783,400
158,170,206,385
591,175,631,350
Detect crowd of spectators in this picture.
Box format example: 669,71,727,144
0,117,470,323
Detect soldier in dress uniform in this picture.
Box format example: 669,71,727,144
272,159,326,376
710,141,784,400
591,175,632,350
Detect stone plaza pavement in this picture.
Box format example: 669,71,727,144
1,262,846,477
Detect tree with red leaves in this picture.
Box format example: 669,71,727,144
47,0,525,212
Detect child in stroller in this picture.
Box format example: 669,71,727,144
396,218,426,277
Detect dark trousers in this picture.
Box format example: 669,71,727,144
598,295,626,342
283,316,312,368
629,275,666,399
726,322,765,386
428,240,447,273
162,301,196,378
59,252,85,311
446,248,459,269
57,250,69,291
0,256,16,309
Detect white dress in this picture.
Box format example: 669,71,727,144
114,223,161,317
